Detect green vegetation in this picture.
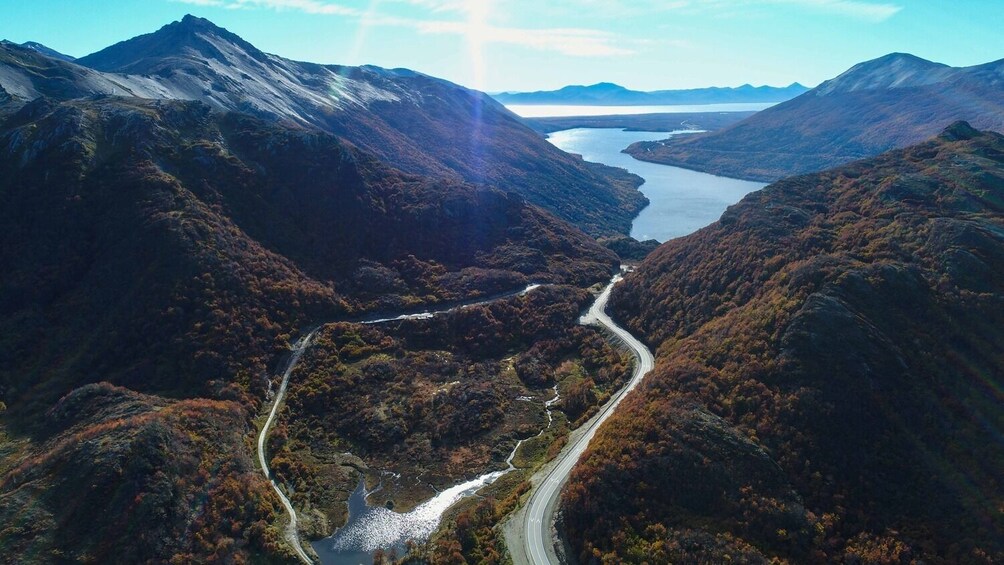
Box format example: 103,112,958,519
565,123,1004,563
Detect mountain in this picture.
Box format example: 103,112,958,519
492,81,808,106
0,93,619,561
0,41,171,108
42,15,642,236
0,93,616,407
7,40,76,62
626,53,1004,181
563,123,1004,563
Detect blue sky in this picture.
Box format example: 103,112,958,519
2,0,1003,92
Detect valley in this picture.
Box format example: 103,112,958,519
1,5,1003,565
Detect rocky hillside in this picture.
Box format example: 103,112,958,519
0,16,645,236
0,94,618,561
627,53,1004,181
564,123,1004,563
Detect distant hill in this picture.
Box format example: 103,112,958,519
564,122,1004,563
9,40,76,61
626,53,1004,181
492,81,808,106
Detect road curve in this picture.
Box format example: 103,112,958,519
257,328,320,564
256,283,542,563
519,271,655,564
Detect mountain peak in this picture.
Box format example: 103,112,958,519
939,120,982,142
77,14,266,73
588,82,627,90
872,51,934,64
814,52,954,96
177,14,223,33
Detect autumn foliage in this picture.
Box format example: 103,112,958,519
565,123,1004,563
0,95,617,560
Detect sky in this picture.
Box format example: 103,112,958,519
2,0,1003,93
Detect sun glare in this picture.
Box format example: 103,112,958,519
464,0,491,91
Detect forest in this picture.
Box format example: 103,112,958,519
564,123,1004,563
269,284,632,540
0,94,620,561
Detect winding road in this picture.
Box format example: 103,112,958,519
256,283,542,563
510,272,656,565
257,328,320,564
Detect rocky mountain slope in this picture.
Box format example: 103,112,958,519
0,92,618,561
0,15,644,236
627,53,1004,181
564,123,1004,563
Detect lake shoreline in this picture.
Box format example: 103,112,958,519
546,128,766,242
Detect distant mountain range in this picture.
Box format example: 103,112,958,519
492,81,808,106
0,16,644,236
627,52,1004,180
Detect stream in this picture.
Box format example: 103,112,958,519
311,388,561,564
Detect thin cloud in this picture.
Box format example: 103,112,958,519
417,21,635,56
678,0,902,22
242,0,358,15
175,0,226,6
773,0,902,21
170,0,637,56
179,0,360,15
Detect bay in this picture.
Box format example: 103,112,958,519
546,128,766,242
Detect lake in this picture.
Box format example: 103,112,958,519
546,128,766,242
506,102,775,118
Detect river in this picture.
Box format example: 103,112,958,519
547,128,766,242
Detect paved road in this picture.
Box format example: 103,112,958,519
518,272,655,564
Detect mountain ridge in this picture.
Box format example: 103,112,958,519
12,40,76,62
625,52,1004,181
1,15,646,236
